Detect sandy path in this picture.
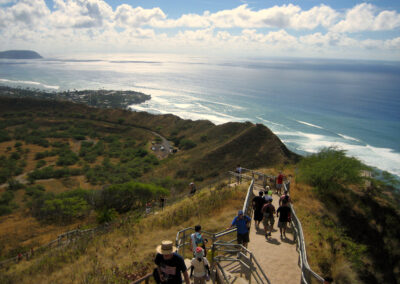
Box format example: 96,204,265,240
248,185,301,284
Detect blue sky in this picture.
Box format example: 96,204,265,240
1,0,400,60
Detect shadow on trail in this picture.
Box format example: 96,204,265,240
266,237,281,245
281,237,296,245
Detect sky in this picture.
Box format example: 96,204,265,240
0,0,400,60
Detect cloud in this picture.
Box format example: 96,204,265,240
0,1,399,59
332,3,400,32
6,0,50,26
114,4,166,27
50,0,113,29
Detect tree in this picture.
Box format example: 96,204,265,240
297,147,366,191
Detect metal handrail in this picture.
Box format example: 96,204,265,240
212,243,271,284
282,182,324,284
175,177,273,284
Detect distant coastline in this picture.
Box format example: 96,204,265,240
0,50,42,59
0,86,150,109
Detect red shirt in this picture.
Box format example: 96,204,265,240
277,174,284,184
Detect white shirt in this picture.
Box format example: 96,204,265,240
191,257,209,277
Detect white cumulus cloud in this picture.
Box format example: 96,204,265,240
332,3,400,32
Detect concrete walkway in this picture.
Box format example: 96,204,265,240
248,185,301,284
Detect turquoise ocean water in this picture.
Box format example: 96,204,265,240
1,53,399,177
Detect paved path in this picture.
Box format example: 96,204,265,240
248,185,301,284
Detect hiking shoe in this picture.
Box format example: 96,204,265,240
268,232,271,236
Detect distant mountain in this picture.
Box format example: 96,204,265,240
0,50,42,59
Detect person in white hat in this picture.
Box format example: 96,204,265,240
154,240,190,284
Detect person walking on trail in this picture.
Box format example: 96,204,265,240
262,199,275,237
276,172,285,195
189,182,197,195
154,240,190,284
190,247,211,284
228,210,251,247
235,164,242,184
252,191,266,230
191,225,208,257
264,186,273,203
277,199,291,239
285,174,292,193
279,190,291,207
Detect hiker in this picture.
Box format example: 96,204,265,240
277,199,291,239
160,197,165,211
191,225,208,257
285,175,292,193
146,201,152,214
190,247,211,284
279,190,291,207
235,164,242,184
154,240,190,284
262,199,275,237
17,252,22,263
252,191,266,230
264,186,273,203
228,210,251,247
189,182,197,195
276,172,285,195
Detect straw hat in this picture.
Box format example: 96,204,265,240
156,240,177,255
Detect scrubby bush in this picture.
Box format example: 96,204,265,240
0,129,11,142
28,166,82,180
36,159,46,168
298,147,366,191
30,189,92,223
98,181,169,213
56,150,79,166
25,185,45,197
7,179,25,191
179,139,197,150
97,208,118,224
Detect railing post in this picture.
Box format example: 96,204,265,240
249,253,253,284
182,230,186,259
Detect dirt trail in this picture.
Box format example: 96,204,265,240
248,185,301,284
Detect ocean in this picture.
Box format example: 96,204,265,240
1,53,399,177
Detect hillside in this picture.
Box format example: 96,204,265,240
0,50,42,59
0,96,297,264
1,96,398,284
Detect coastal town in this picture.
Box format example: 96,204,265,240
0,86,151,109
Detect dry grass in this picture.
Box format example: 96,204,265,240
0,182,249,283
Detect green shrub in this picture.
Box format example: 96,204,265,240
97,208,118,224
179,139,197,150
36,159,46,168
25,185,45,197
0,129,11,142
0,205,12,216
57,150,79,166
98,181,169,213
298,147,366,191
7,179,25,191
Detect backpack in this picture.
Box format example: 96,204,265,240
194,232,204,247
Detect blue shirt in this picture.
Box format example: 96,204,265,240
231,215,251,234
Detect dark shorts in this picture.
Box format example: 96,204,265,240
278,221,287,229
263,216,274,227
254,210,263,221
237,232,250,244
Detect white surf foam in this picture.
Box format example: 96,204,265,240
337,133,361,142
0,78,59,90
296,120,324,129
275,130,400,177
